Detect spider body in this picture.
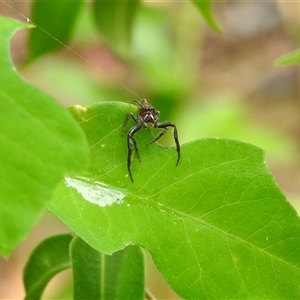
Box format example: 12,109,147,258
122,99,180,182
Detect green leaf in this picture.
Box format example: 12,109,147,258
28,0,84,60
0,16,89,257
92,0,140,57
23,234,73,300
49,102,300,298
274,49,300,67
191,0,223,33
71,237,144,299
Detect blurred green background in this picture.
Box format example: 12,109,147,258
1,1,300,299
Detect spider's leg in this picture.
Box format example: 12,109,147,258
147,127,167,145
155,122,180,166
122,113,138,136
132,100,143,108
127,124,142,182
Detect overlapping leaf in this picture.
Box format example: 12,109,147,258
0,17,89,257
49,102,300,299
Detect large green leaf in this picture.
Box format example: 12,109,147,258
28,0,84,61
0,17,89,257
49,102,300,298
23,234,73,299
191,0,222,32
92,0,140,57
71,238,144,299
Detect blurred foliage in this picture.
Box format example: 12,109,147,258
275,48,300,66
28,0,84,61
24,234,144,300
92,0,140,57
24,2,298,167
177,92,298,165
191,0,223,32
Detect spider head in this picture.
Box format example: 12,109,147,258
139,99,160,125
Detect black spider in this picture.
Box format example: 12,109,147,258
122,99,180,182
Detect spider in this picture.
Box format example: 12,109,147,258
122,99,180,182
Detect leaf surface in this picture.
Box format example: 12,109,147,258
92,0,140,57
71,237,144,300
0,17,89,257
49,102,300,299
23,234,73,299
28,0,83,60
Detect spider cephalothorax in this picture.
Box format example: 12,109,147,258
122,99,180,182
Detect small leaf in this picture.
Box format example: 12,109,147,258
274,49,300,67
92,0,140,57
71,237,144,300
23,234,73,300
49,102,300,299
28,0,84,60
191,0,223,32
0,17,89,257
